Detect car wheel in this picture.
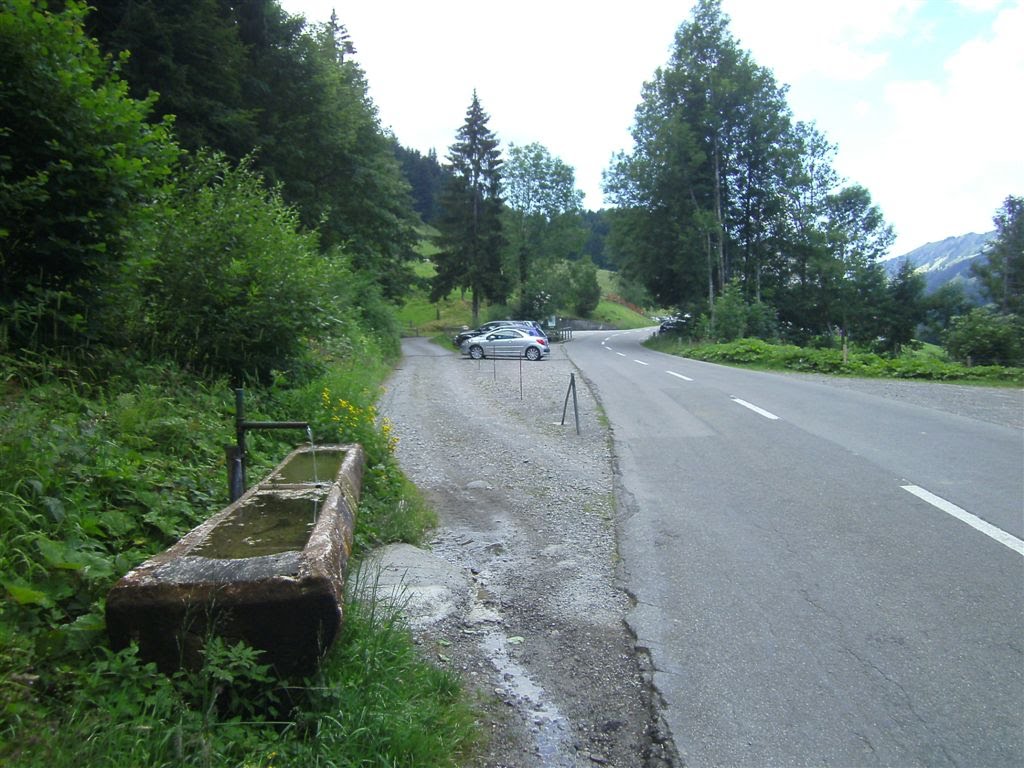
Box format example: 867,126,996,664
525,346,541,361
469,345,484,360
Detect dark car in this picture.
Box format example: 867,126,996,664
658,314,691,335
453,320,543,347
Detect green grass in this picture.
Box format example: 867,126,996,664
6,575,477,767
645,336,1024,385
397,239,476,334
590,298,653,329
399,260,654,335
0,344,475,767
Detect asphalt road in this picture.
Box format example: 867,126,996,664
563,329,1024,768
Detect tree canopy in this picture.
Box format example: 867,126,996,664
973,195,1023,316
0,0,177,345
603,0,900,344
1,0,412,380
503,142,586,299
85,0,420,299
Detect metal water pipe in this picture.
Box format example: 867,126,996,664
226,388,309,501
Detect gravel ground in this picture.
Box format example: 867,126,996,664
374,336,675,768
372,334,1023,767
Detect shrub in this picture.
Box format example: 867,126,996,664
944,307,1023,367
711,280,747,342
666,337,1023,384
114,154,327,383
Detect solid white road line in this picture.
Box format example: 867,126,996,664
901,484,1024,556
667,371,694,382
731,397,780,420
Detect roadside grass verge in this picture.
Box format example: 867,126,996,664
590,298,652,329
645,336,1024,386
0,345,475,767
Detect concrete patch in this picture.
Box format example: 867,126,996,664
361,543,473,629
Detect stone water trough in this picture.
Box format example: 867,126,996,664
106,443,365,678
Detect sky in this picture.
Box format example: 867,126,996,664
279,0,1022,257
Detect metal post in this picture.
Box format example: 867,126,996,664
229,387,309,502
561,373,580,434
571,373,580,435
225,445,244,502
235,388,247,495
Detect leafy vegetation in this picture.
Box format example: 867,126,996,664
0,0,177,349
84,0,422,301
646,336,1023,385
1,2,474,764
0,337,478,765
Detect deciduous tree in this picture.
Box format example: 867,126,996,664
604,0,801,316
0,0,176,348
503,142,585,294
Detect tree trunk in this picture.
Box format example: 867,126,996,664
707,231,715,322
713,142,726,291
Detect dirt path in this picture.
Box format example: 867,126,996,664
372,337,676,767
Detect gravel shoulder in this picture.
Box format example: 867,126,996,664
372,336,675,768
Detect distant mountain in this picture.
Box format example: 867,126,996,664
883,231,996,298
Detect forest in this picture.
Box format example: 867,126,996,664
0,0,1020,764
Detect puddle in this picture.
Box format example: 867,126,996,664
191,492,324,558
481,631,574,766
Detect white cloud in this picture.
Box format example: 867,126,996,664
864,1,1024,248
724,0,921,82
954,0,1006,11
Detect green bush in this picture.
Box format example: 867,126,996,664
112,154,328,383
711,279,747,342
658,337,1024,384
0,345,462,766
944,307,1023,367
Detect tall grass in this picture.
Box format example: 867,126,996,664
0,345,471,766
6,575,475,767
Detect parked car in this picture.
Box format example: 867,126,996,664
522,320,548,340
453,319,546,347
453,320,520,347
460,327,550,361
658,314,692,335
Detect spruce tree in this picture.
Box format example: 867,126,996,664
432,91,507,325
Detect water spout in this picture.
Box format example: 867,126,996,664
306,426,319,485
229,387,311,502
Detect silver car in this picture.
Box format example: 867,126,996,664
460,327,550,361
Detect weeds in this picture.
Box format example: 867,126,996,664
0,347,470,766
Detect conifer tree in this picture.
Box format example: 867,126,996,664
973,195,1024,315
432,91,507,324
